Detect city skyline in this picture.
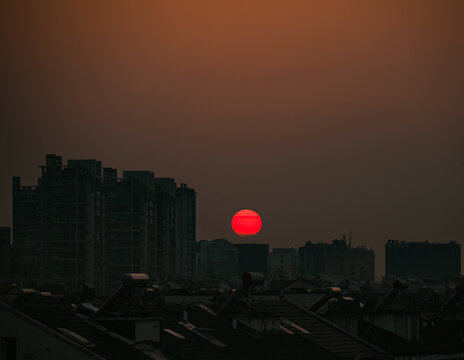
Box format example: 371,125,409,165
1,1,463,278
1,3,464,359
2,153,461,278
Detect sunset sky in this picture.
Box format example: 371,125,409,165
1,0,463,276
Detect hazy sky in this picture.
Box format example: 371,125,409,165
1,0,463,277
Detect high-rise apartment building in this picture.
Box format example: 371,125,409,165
12,177,40,280
0,227,10,247
11,155,196,294
385,240,460,279
38,156,103,288
0,227,15,279
154,177,176,279
175,184,196,279
102,170,157,294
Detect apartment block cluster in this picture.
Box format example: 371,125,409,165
197,237,462,282
6,154,196,295
198,235,376,282
1,154,461,298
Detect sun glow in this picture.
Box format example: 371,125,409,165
231,209,262,236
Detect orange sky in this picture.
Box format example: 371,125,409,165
1,0,463,277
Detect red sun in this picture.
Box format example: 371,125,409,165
231,209,262,236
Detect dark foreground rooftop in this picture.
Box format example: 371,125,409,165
0,272,392,360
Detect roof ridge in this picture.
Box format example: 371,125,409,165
282,296,386,355
0,301,106,360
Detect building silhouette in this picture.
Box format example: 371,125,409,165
0,227,16,279
197,238,239,278
12,176,40,280
298,235,375,281
234,243,269,275
11,154,196,294
385,240,460,279
0,227,10,247
175,183,196,279
38,156,104,289
102,170,157,294
268,248,297,280
151,178,196,280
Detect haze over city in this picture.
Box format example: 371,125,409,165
1,0,463,278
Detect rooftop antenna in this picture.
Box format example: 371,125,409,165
349,228,352,248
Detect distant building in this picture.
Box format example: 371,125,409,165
102,170,157,294
0,227,11,247
299,235,375,281
154,177,177,280
175,183,196,279
12,176,40,280
153,178,196,280
38,155,104,289
268,248,297,280
11,154,196,294
197,239,239,278
0,227,16,279
385,240,461,279
234,243,269,275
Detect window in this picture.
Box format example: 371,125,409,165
1,337,16,360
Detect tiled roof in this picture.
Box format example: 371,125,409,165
164,303,339,360
250,299,384,359
9,299,388,360
268,279,318,293
359,318,464,356
151,303,234,360
10,303,151,360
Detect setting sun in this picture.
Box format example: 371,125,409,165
231,209,262,236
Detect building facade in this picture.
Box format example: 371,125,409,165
299,236,375,281
197,238,239,278
102,170,157,294
0,227,16,280
12,177,40,281
11,154,196,294
38,156,104,289
175,183,196,279
234,243,269,275
268,248,297,280
385,240,461,279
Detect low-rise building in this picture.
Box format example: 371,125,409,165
299,235,375,281
385,240,461,279
197,238,239,278
0,273,390,360
234,243,269,275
